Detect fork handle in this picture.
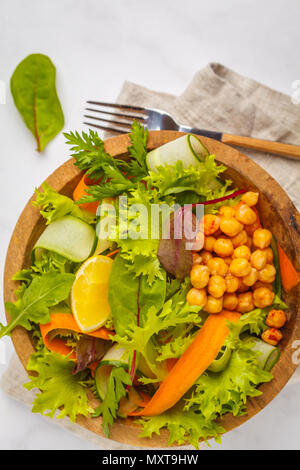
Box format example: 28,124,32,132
222,134,300,160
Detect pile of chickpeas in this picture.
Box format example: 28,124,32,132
186,191,287,345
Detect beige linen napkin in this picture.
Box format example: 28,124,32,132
1,63,300,448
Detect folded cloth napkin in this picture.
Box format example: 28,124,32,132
1,63,300,449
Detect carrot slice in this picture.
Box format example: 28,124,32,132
73,174,99,214
40,313,114,358
277,244,300,291
130,310,240,417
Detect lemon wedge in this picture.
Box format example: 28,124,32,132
71,255,113,333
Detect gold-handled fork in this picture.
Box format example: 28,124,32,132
84,101,300,160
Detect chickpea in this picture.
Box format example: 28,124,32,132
237,282,250,293
233,245,251,260
214,238,234,257
235,203,257,225
214,228,223,238
208,275,226,298
266,309,287,329
203,214,221,236
190,265,210,289
258,264,276,283
192,253,202,265
223,256,233,266
253,280,273,291
231,229,248,248
253,228,272,249
237,292,255,313
246,235,252,250
263,247,274,264
242,267,259,287
219,206,236,218
241,191,259,207
251,249,267,271
204,295,223,314
223,293,238,311
207,257,228,276
186,288,207,307
229,258,251,277
193,230,205,251
200,250,213,265
225,273,240,293
203,236,216,252
245,219,261,237
261,328,283,346
220,217,243,237
253,287,275,308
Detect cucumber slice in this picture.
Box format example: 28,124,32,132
208,345,232,373
94,198,115,254
146,135,209,172
247,336,280,371
34,215,96,263
95,345,130,400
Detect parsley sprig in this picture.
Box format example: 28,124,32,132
63,120,148,201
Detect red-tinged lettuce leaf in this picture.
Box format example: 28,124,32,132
157,207,198,280
73,336,108,374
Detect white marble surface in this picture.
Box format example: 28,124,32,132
1,0,300,450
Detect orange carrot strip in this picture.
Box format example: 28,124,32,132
277,244,300,291
166,357,178,372
130,310,240,417
106,249,120,258
136,391,152,408
73,174,99,214
40,313,114,357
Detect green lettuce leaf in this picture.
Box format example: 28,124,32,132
156,330,196,362
93,366,132,437
113,297,202,379
1,272,74,338
184,343,273,421
33,182,94,224
146,157,231,203
24,349,93,422
136,405,224,449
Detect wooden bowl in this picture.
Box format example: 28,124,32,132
4,131,300,448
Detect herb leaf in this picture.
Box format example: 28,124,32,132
93,366,132,437
25,349,93,422
1,272,75,338
10,54,64,152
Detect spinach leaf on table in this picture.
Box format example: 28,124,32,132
108,254,166,336
10,53,64,152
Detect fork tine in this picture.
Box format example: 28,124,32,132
83,122,128,134
84,114,132,132
85,107,146,122
86,100,147,114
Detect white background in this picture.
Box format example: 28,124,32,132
1,0,300,450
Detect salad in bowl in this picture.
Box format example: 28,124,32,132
2,123,299,448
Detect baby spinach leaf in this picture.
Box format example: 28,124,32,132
10,53,64,152
108,254,166,336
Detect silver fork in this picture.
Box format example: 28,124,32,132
84,101,300,160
